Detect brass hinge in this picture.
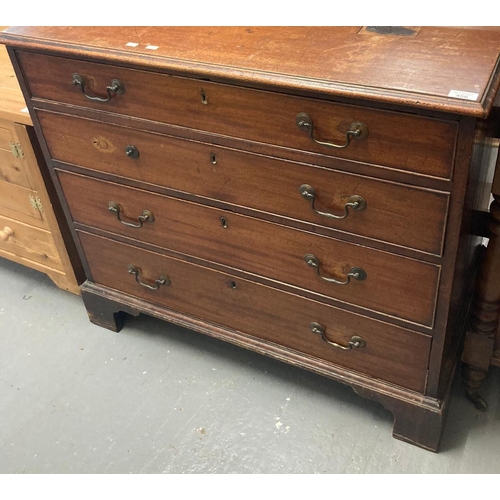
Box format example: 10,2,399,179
29,194,43,212
9,141,24,159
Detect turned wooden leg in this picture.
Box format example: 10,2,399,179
81,282,139,332
462,193,500,410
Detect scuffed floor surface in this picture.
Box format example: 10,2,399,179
1,258,499,473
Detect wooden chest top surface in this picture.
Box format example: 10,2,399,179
2,26,500,117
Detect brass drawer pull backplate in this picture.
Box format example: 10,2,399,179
304,253,367,284
127,264,170,290
310,322,366,350
296,112,368,149
299,184,366,219
72,72,125,102
108,201,154,228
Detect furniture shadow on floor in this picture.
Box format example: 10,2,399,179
112,311,500,454
110,312,410,439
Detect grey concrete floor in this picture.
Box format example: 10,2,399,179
1,257,499,474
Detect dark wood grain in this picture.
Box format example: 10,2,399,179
33,99,456,191
59,171,441,327
19,52,458,178
39,110,450,255
425,117,483,399
5,26,500,451
353,385,446,452
78,230,431,393
81,285,139,332
3,27,500,116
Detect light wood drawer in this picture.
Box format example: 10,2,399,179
0,213,63,270
0,179,43,220
0,120,31,188
59,171,440,327
78,230,431,393
21,52,457,178
40,111,449,255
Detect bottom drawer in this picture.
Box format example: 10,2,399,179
78,230,431,393
0,213,63,270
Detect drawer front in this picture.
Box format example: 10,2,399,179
78,230,431,393
40,111,449,255
59,171,440,326
0,179,43,220
21,52,457,178
0,213,63,270
0,122,31,189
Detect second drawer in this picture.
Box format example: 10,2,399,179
39,111,450,255
59,171,440,327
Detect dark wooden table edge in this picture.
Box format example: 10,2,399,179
0,30,496,119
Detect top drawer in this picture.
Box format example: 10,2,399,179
17,51,458,179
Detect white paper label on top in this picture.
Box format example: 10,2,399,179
448,90,479,101
145,45,159,50
126,42,139,47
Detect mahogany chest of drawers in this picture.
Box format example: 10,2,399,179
3,26,500,451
